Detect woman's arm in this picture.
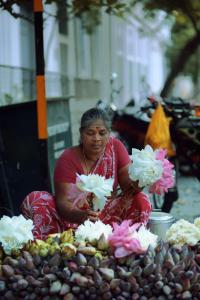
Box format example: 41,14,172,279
54,182,99,224
118,164,141,196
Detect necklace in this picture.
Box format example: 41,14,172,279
82,148,95,175
82,147,104,175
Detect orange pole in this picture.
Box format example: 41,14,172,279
33,0,48,139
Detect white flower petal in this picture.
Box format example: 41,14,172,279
75,220,113,243
129,145,163,187
0,215,34,254
166,219,200,246
76,174,113,211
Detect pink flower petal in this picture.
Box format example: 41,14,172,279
115,246,133,258
150,149,175,194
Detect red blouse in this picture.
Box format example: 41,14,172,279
54,137,130,191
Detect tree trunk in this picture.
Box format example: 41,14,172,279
160,31,200,98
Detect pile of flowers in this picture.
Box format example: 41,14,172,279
108,220,158,258
68,173,114,211
0,214,34,254
128,145,175,195
75,219,112,243
0,215,158,259
166,217,200,246
74,219,158,258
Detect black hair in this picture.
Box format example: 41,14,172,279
80,107,111,131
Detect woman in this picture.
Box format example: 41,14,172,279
21,108,151,239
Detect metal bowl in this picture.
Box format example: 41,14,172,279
148,210,175,240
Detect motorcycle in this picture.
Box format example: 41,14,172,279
97,97,200,212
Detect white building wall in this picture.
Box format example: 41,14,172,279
0,3,170,143
0,9,23,104
43,4,60,73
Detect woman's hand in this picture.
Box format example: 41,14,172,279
118,164,142,197
84,209,100,222
67,207,100,224
55,182,100,224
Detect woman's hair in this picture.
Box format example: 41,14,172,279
80,107,111,131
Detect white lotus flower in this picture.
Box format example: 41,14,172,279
75,220,113,243
128,145,163,187
0,215,34,254
194,217,200,228
76,174,114,211
132,225,158,251
166,219,200,246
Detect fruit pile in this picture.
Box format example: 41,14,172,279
1,229,200,300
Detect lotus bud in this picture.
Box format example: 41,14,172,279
97,234,108,251
77,246,96,256
49,253,61,267
39,247,49,257
10,248,21,257
174,283,183,293
3,256,18,268
126,254,136,266
143,263,156,276
99,268,115,281
2,265,15,277
88,256,100,268
93,270,103,285
70,272,89,287
85,265,94,275
116,266,132,279
45,233,61,244
17,279,29,290
76,253,87,266
131,265,142,277
60,243,76,258
63,293,74,300
59,283,71,295
49,242,60,256
50,280,62,294
155,280,164,290
99,257,113,268
60,229,74,244
44,273,57,282
162,285,171,296
182,291,192,299
95,251,103,260
110,278,121,289
68,261,78,272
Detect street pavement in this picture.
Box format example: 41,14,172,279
170,175,200,222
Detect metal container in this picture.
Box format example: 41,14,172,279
148,210,175,240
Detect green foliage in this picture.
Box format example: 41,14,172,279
166,22,199,83
1,0,200,93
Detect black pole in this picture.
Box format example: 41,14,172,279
33,0,51,191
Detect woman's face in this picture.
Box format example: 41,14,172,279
81,119,110,155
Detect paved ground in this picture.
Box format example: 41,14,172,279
170,175,200,222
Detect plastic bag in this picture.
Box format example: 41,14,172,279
144,104,175,157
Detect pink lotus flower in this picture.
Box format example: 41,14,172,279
108,220,143,258
108,220,158,258
149,149,175,195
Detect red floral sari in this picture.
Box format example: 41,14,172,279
21,138,151,239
